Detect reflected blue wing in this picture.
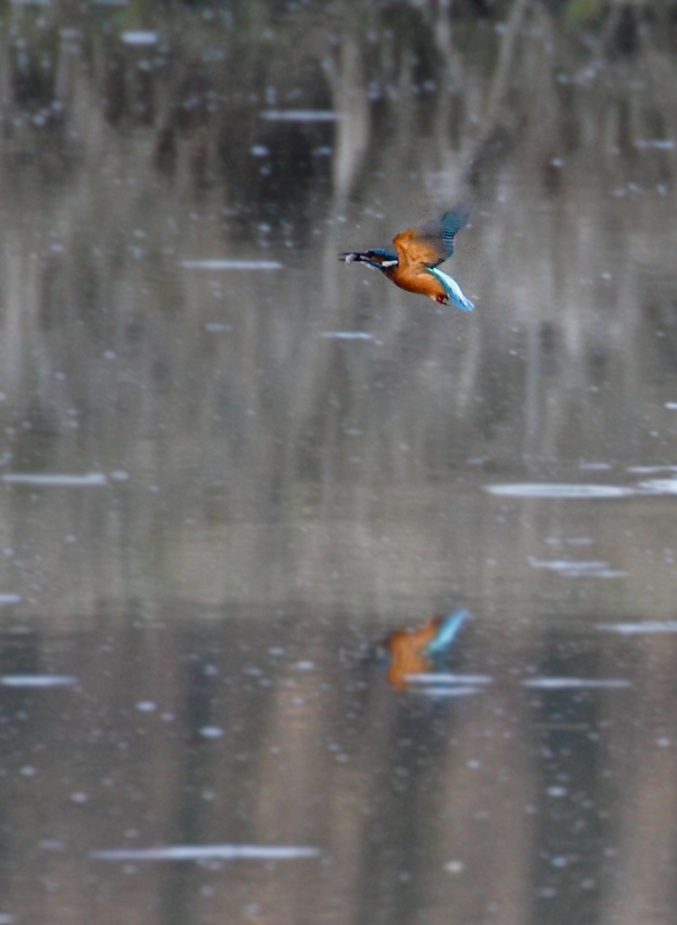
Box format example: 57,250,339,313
425,609,469,656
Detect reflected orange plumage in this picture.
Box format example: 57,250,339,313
384,616,442,691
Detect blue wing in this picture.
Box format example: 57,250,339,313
425,609,469,656
414,204,472,266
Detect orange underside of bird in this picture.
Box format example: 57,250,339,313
386,264,449,301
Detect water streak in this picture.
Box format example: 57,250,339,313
404,673,493,685
639,479,677,495
527,557,627,578
1,473,108,486
486,483,635,499
91,844,321,861
634,139,674,150
181,259,283,270
0,675,76,687
596,622,677,634
523,678,631,689
321,331,374,341
409,686,481,698
260,110,342,121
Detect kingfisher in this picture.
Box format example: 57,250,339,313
380,609,469,691
340,205,474,311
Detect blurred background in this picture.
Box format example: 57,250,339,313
0,0,677,922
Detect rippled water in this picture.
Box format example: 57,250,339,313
0,2,676,923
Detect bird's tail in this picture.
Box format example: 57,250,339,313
427,267,475,311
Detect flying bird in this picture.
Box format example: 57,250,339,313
341,205,474,311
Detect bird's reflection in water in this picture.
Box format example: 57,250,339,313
378,609,469,692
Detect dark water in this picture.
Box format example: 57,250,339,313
1,1,677,923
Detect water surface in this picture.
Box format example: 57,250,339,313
0,2,676,923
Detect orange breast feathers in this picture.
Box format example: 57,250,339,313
390,228,448,301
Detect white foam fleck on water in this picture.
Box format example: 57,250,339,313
485,483,634,499
198,726,224,739
664,403,677,410
294,661,315,671
120,31,158,45
523,678,631,689
39,840,64,851
596,621,677,634
1,472,107,487
260,110,342,121
0,594,21,605
0,675,76,687
627,465,677,473
91,844,321,861
135,701,157,712
204,323,233,332
181,259,283,270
